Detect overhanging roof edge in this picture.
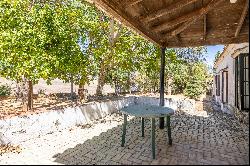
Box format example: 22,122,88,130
89,0,164,47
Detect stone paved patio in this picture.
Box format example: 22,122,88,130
0,107,249,165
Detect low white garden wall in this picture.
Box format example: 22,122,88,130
0,96,195,145
135,96,195,112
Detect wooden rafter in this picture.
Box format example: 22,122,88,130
122,0,143,8
154,0,225,33
235,0,249,37
141,0,199,22
175,34,182,45
202,0,207,41
129,0,142,6
163,25,243,40
153,13,193,33
164,34,248,47
93,0,163,46
89,0,248,48
203,15,207,40
163,29,203,40
162,0,225,39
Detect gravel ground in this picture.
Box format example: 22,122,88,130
0,101,248,165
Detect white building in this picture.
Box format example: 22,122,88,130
213,43,249,123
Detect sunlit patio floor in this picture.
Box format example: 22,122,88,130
0,108,249,165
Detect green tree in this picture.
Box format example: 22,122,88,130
0,0,93,109
184,62,209,100
0,0,211,107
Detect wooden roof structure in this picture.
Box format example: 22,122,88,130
89,0,249,48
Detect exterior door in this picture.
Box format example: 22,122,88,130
235,53,249,111
222,71,228,103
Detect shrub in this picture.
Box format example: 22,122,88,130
38,89,46,97
184,77,206,100
38,89,45,95
0,84,11,96
184,63,207,100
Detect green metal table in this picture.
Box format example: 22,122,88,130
120,104,174,159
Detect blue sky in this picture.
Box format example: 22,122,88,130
204,45,224,68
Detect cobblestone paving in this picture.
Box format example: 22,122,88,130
0,109,249,165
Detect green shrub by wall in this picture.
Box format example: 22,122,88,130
0,84,11,96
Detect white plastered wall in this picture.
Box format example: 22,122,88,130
213,43,249,113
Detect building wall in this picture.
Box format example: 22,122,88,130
213,43,249,124
213,45,236,109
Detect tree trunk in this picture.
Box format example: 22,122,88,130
114,79,118,95
127,73,131,94
70,77,74,100
153,82,156,92
143,81,146,93
22,78,33,111
167,77,172,95
15,80,21,101
27,81,33,110
78,82,87,103
78,83,83,93
96,17,122,96
96,17,112,96
154,81,157,93
21,77,27,111
96,64,106,96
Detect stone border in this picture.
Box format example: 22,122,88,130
0,96,195,145
211,99,249,125
135,96,195,112
227,104,249,125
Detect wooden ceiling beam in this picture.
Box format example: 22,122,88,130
128,0,143,6
202,0,207,41
163,0,225,37
154,0,225,33
92,0,163,46
203,15,207,40
90,0,248,48
141,0,199,23
175,34,182,45
234,0,249,37
164,34,249,48
163,29,226,40
121,0,143,8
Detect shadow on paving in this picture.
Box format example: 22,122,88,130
52,108,249,165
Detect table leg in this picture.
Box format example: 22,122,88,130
166,115,172,145
141,117,144,137
159,117,164,129
151,118,156,159
121,114,127,147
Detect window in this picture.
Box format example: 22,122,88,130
215,74,220,96
222,70,228,103
235,53,249,111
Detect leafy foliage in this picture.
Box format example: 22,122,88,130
0,0,93,84
0,0,210,103
184,63,209,99
132,46,209,99
0,84,11,96
213,51,222,66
